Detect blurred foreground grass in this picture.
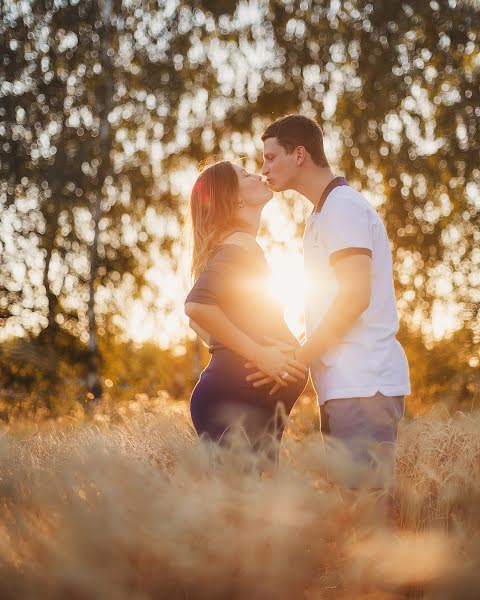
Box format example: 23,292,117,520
0,394,479,599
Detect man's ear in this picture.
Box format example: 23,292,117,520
296,146,307,165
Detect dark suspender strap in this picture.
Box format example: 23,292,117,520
320,403,330,434
314,176,349,214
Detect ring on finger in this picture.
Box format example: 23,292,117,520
280,371,289,380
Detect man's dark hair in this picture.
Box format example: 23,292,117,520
261,114,329,167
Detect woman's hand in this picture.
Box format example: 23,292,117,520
246,337,309,395
251,345,293,386
249,343,308,388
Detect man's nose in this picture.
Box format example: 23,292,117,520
261,163,269,176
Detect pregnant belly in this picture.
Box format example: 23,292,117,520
211,348,304,391
190,363,307,447
193,348,307,412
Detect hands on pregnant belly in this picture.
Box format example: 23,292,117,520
245,336,309,396
190,352,308,455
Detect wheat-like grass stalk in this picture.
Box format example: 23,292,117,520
0,402,479,599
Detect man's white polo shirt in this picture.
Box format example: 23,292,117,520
303,177,411,405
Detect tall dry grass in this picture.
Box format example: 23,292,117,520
0,396,479,599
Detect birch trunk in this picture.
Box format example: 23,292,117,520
86,0,113,410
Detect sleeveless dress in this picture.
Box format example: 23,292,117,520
185,242,307,453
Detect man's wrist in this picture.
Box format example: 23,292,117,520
295,345,311,366
296,337,331,366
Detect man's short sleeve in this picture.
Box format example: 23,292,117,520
317,193,373,266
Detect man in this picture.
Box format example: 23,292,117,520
247,114,411,488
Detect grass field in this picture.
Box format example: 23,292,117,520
0,395,479,599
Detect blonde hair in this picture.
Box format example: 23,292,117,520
189,160,247,281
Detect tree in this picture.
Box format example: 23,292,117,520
202,0,480,348
0,0,239,405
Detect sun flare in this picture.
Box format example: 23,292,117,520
264,247,307,339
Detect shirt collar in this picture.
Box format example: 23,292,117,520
312,176,349,215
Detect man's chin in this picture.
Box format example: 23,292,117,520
268,181,287,193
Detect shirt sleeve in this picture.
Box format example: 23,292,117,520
185,246,235,307
316,193,373,266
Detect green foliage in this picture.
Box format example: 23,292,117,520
0,0,234,339
399,324,480,414
1,1,478,413
98,336,210,403
203,0,480,339
0,326,477,420
0,332,211,418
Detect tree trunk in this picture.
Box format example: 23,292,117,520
86,0,113,411
42,140,67,342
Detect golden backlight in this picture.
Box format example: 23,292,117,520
264,246,307,339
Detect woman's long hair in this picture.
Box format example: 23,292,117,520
189,160,247,281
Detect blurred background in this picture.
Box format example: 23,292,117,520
0,0,478,420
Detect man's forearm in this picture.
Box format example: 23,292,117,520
185,303,261,361
297,292,369,365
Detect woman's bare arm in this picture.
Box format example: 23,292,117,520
184,302,305,385
189,318,211,347
185,302,264,362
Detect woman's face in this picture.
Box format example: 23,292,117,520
232,164,273,208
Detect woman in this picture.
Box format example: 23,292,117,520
185,160,308,456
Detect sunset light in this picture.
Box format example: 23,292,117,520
264,246,307,338
2,2,479,598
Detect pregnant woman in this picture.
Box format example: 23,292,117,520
185,160,308,457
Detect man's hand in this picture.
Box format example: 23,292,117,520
292,344,311,369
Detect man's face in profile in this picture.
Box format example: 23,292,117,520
262,137,298,193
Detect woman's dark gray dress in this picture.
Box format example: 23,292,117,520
185,242,307,452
